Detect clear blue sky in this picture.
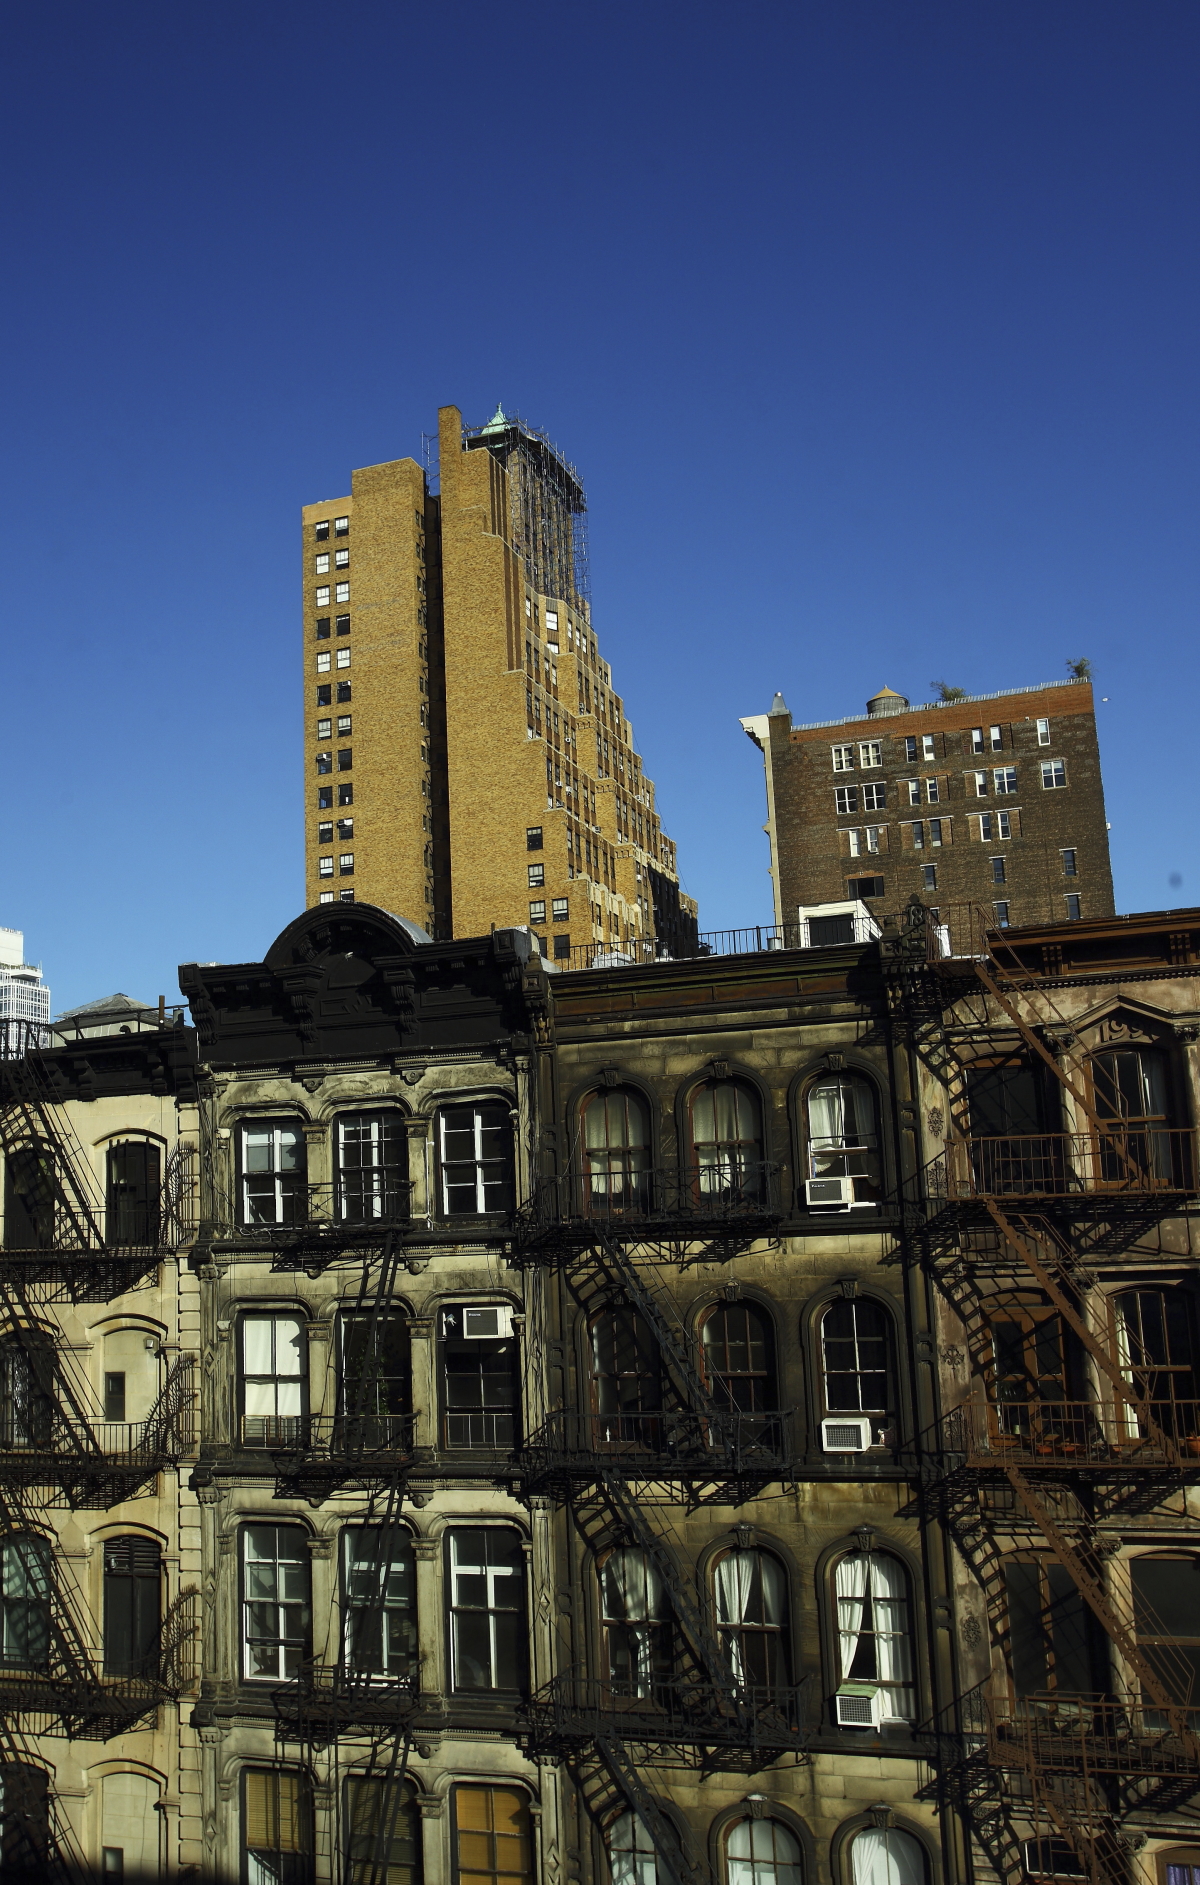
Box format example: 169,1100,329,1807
5,2,1198,1012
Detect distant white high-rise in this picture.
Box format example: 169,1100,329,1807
0,928,51,1044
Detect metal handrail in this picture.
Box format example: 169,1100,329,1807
514,1164,780,1235
521,1669,814,1752
232,1179,415,1237
922,1131,1197,1202
520,1408,799,1475
939,1400,1200,1470
240,1413,415,1456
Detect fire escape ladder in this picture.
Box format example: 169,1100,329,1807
591,1469,744,1703
1003,1466,1200,1758
592,1734,711,1885
0,1050,107,1255
583,1231,720,1425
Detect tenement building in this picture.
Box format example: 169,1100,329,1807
740,679,1114,938
301,407,697,961
2,893,1198,1885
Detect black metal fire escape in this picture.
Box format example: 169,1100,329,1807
509,1166,809,1885
884,903,1200,1885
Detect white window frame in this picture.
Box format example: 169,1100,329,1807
316,651,331,673
865,827,881,855
922,864,938,891
979,813,993,842
971,770,987,796
904,780,920,807
835,787,858,816
832,745,855,773
241,1524,309,1682
990,725,1003,750
921,735,936,761
1037,718,1051,745
910,822,924,850
447,1529,523,1692
994,767,1017,795
315,553,330,574
925,778,940,804
929,819,943,847
336,647,350,669
1064,894,1082,920
997,811,1011,839
1041,759,1067,789
970,728,984,754
861,782,886,812
858,741,882,769
1061,847,1077,876
990,855,1006,885
241,1122,306,1227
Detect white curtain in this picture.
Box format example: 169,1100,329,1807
868,1555,914,1717
851,1830,925,1885
602,1549,663,1622
714,1551,757,1683
835,1551,870,1679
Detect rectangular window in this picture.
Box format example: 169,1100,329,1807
971,770,987,795
925,778,940,803
317,787,333,810
104,1372,126,1421
903,737,918,762
847,875,885,900
1037,717,1051,745
316,586,330,607
243,1772,311,1885
334,515,349,536
316,651,331,674
338,749,352,771
317,719,332,740
1061,848,1077,876
835,786,859,815
921,734,936,761
318,821,333,844
316,685,332,707
1064,894,1082,920
997,810,1011,839
337,715,352,735
553,934,571,959
990,725,1003,750
861,782,886,811
552,898,569,920
442,1305,517,1448
832,745,855,772
336,1112,405,1223
922,865,938,891
526,827,543,851
336,682,351,703
315,553,330,574
339,854,354,875
865,827,881,854
319,857,334,877
336,647,350,669
527,863,544,888
314,520,330,541
904,779,920,806
319,891,334,904
338,783,353,806
1041,759,1067,788
241,1314,305,1443
993,901,1011,928
859,741,882,768
979,813,993,842
241,1526,311,1680
847,829,862,857
337,818,353,840
241,1123,306,1226
911,822,924,849
454,1789,532,1885
340,889,355,903
994,767,1017,794
335,582,350,604
334,548,349,569
448,1531,525,1691
336,613,351,635
438,1103,513,1217
991,856,1007,884
103,1537,161,1677
344,1779,419,1885
970,728,984,754
341,1530,416,1678
315,617,331,640
929,819,943,845
528,900,546,922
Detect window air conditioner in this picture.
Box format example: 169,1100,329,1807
836,1684,883,1728
460,1305,514,1340
821,1416,872,1453
806,1176,854,1209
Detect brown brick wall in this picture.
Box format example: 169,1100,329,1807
767,683,1114,925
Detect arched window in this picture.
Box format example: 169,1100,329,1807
1159,1851,1200,1885
600,1548,672,1697
345,1775,420,1885
0,1538,49,1670
700,1303,777,1416
806,1076,880,1206
341,1527,416,1678
337,1309,411,1449
591,1310,662,1448
1132,1554,1200,1709
834,1549,915,1723
0,1764,49,1875
101,1771,161,1883
849,1829,927,1885
609,1811,659,1885
820,1300,894,1443
688,1080,764,1202
103,1536,162,1677
582,1090,651,1214
106,1141,161,1245
1090,1045,1177,1185
3,1144,55,1251
436,1102,513,1217
724,1818,802,1885
713,1549,790,1690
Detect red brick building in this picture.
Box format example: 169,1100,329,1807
741,678,1114,931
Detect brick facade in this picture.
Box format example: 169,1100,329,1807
742,680,1115,930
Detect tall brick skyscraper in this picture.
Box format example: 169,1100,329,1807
741,678,1115,931
302,405,697,957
